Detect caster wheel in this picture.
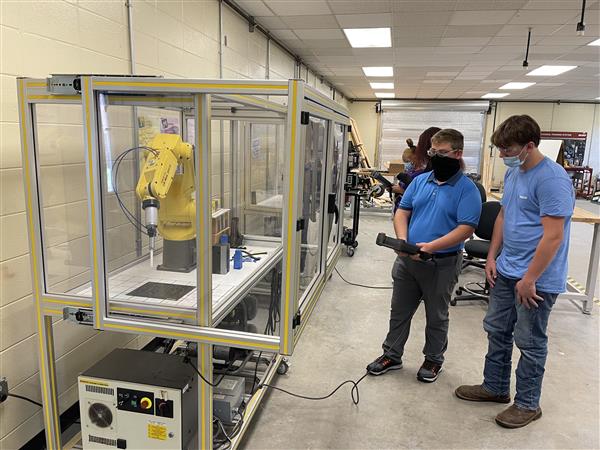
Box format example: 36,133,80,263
371,184,385,198
277,360,289,375
352,241,358,248
346,247,355,257
450,299,457,306
455,288,463,295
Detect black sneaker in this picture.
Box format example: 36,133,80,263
366,355,403,375
417,360,443,383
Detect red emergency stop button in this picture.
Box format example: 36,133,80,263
140,397,152,410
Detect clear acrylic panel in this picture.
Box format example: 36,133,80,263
34,103,92,297
327,123,345,256
211,119,284,318
298,116,328,303
96,96,198,312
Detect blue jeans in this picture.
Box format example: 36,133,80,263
482,273,557,410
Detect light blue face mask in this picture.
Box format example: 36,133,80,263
502,145,528,168
404,162,415,172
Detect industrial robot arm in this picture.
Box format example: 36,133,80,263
135,133,196,267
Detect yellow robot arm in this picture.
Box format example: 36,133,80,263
136,134,196,261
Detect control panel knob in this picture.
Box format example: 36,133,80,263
140,397,152,410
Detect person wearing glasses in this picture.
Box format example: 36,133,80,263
455,115,574,428
367,129,482,382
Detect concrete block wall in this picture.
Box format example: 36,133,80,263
0,1,347,447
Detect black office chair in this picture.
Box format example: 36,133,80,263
451,201,502,305
460,180,487,272
473,180,487,203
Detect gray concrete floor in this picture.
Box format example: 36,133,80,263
242,202,600,450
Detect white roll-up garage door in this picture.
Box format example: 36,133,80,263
378,101,489,174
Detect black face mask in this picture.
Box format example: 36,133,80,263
431,155,461,182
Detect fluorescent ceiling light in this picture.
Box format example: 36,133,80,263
597,97,600,100
588,38,600,46
499,82,536,89
370,82,394,89
375,92,395,98
526,65,577,76
363,66,393,77
343,28,391,48
481,93,510,98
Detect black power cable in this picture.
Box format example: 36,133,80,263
8,393,43,408
259,373,368,405
186,357,231,388
334,267,393,290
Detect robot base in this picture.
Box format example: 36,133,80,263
157,239,197,273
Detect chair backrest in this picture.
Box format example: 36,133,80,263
473,180,487,203
475,201,502,241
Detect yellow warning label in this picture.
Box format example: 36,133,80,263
148,423,167,440
79,379,109,387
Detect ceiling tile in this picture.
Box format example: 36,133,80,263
441,37,491,46
426,71,460,76
335,13,392,27
489,36,528,45
456,0,527,10
264,0,332,16
313,47,354,56
301,38,350,48
522,0,595,10
293,28,345,39
393,12,451,27
271,29,299,40
326,0,391,14
235,1,274,16
498,24,563,36
235,0,600,100
443,25,503,37
394,36,442,47
449,10,518,26
281,14,339,28
436,46,483,53
510,9,579,25
536,35,598,46
352,48,393,57
392,1,457,11
255,16,288,29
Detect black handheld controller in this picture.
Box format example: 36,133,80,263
375,233,432,261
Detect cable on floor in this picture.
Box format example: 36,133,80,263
334,267,393,290
259,372,368,405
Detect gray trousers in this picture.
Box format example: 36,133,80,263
383,254,462,365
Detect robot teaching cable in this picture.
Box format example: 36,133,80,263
112,146,158,235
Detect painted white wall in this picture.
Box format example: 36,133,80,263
0,1,346,447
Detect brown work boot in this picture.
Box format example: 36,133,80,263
495,404,542,428
455,384,511,403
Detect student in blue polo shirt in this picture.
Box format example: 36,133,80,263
367,129,482,382
456,115,575,429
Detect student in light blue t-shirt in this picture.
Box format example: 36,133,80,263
455,115,575,429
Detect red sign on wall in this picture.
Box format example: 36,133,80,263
541,131,587,140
